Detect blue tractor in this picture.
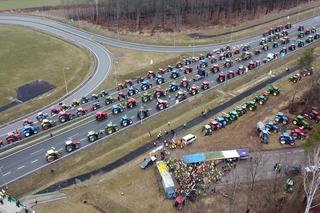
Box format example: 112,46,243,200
260,129,269,144
140,80,152,91
120,115,133,127
215,117,227,128
197,68,206,77
112,104,125,114
200,58,210,68
279,132,295,145
155,75,165,85
169,82,179,92
36,112,49,122
171,69,181,79
265,121,280,133
22,125,38,137
127,86,138,96
274,112,289,124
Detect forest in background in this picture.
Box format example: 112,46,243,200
63,0,311,31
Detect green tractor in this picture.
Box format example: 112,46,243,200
292,115,312,130
267,84,280,96
222,113,233,125
254,95,268,105
235,105,247,116
228,111,239,120
245,101,257,111
141,92,152,103
105,122,119,135
87,130,99,142
105,95,116,105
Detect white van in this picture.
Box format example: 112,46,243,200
181,134,197,145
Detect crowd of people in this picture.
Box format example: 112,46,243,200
165,158,237,199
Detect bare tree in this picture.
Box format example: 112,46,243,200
304,144,320,213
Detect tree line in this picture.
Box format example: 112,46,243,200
63,0,310,31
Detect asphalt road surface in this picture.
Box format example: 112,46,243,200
0,14,319,187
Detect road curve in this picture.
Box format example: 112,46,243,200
1,15,320,52
0,18,112,134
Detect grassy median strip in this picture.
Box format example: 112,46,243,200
0,25,93,124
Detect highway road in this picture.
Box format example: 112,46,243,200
0,17,319,144
0,14,319,187
0,14,318,137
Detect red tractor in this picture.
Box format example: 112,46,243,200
153,87,166,98
224,51,232,58
180,77,191,88
58,112,74,123
290,128,305,140
126,97,137,109
210,119,220,130
308,109,320,123
188,85,199,95
124,79,133,88
117,83,125,91
217,72,226,83
183,66,193,74
210,64,220,73
247,61,256,70
117,92,126,101
96,111,107,121
22,119,33,126
76,107,87,117
227,70,235,79
201,81,209,90
176,61,183,68
6,132,21,144
158,68,166,75
156,99,168,110
50,107,60,115
147,71,156,79
233,47,241,55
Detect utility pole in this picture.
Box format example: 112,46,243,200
63,67,69,95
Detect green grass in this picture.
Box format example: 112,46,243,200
0,0,62,10
0,25,92,124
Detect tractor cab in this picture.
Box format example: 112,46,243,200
124,79,133,88
215,117,227,128
259,38,267,45
22,119,33,126
153,86,166,98
210,64,220,73
235,105,247,116
81,96,89,104
261,43,269,51
41,119,55,130
176,90,187,102
279,132,295,146
224,59,233,68
297,39,305,47
156,99,168,111
222,113,233,124
112,104,125,114
45,147,61,162
171,68,181,79
201,81,209,90
308,109,320,123
272,41,279,48
50,107,60,115
300,68,313,76
228,111,239,120
105,122,119,135
267,84,280,96
90,102,101,111
254,95,268,105
59,103,70,111
274,112,289,124
183,66,193,74
117,92,127,101
72,99,81,107
314,33,320,40
166,65,173,72
65,139,80,152
280,36,289,44
169,82,179,92
311,27,317,33
155,75,165,85
242,44,250,51
217,72,226,83
141,92,152,103
158,68,166,75
180,77,191,88
99,90,108,97
117,83,125,91
237,66,246,75
96,111,107,121
36,112,48,122
91,93,99,100
120,115,133,127
247,61,256,70
126,97,137,109
188,85,199,95
245,101,257,111
58,111,73,123
280,47,288,56
138,108,150,120
290,128,305,140
304,29,311,35
306,35,314,43
105,95,116,105
227,70,235,79
200,58,210,68
147,70,156,79
183,58,192,65
87,130,99,142
241,51,252,61
233,47,241,55
174,196,186,210
176,61,183,68
202,124,212,136
140,80,152,91
288,43,296,51
265,121,279,133
76,107,87,116
298,25,304,31
127,86,138,96
6,132,21,144
289,73,302,83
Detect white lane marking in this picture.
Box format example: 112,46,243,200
30,148,43,155
31,159,38,164
2,172,11,176
17,166,25,170
70,133,79,138
80,138,86,142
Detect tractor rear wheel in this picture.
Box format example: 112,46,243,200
293,120,297,125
